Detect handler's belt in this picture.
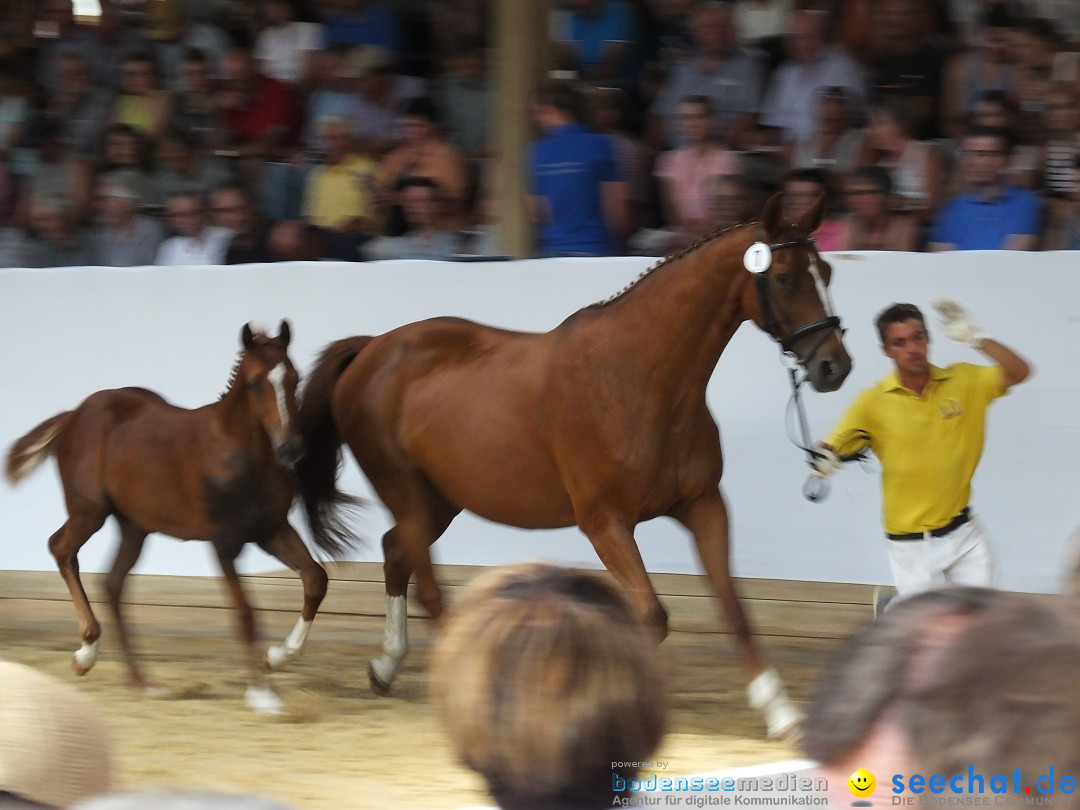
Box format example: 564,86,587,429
886,507,971,541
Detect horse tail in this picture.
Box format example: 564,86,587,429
5,412,72,485
295,336,373,559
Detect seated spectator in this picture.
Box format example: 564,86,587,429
155,191,233,265
590,87,652,240
432,35,490,161
529,81,626,257
965,90,1039,189
709,171,764,231
426,0,489,67
12,115,94,229
647,0,764,151
375,96,471,230
1038,81,1079,249
779,168,846,251
301,115,379,236
869,0,949,140
35,51,111,161
94,123,158,210
216,46,301,166
153,125,235,205
89,176,167,267
340,45,427,157
170,48,227,152
940,3,1018,141
23,194,96,268
789,86,864,180
860,97,946,225
929,125,1042,251
804,588,1080,805
211,184,274,264
654,95,738,243
322,0,403,55
1011,16,1063,148
552,0,641,90
430,563,667,810
0,659,112,808
362,176,464,260
833,166,920,251
109,51,173,140
759,5,867,147
254,0,322,87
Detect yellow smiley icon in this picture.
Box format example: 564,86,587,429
848,768,876,797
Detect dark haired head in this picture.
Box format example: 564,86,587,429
401,96,438,123
965,124,1013,155
850,165,893,194
535,81,584,123
875,303,925,345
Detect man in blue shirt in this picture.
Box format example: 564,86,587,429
529,82,626,257
929,126,1042,251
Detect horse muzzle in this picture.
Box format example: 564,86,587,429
274,436,305,467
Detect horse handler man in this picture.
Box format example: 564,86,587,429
810,300,1031,611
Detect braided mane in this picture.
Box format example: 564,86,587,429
218,329,272,400
594,220,754,308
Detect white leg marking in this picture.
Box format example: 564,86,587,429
267,363,289,433
747,668,803,740
245,684,285,715
369,595,408,686
266,617,312,670
73,640,98,672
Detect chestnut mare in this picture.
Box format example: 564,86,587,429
295,194,852,737
4,322,344,714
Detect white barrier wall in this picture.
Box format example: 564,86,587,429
1,252,1077,592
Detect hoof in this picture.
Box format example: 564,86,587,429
767,706,805,742
368,662,392,696
71,658,92,677
140,685,172,699
245,685,285,715
265,644,292,671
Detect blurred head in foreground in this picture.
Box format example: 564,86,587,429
804,588,1080,803
0,660,111,808
430,563,667,810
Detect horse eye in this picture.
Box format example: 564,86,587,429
776,273,795,290
246,378,261,392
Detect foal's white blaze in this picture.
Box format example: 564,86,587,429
267,363,289,432
73,640,98,672
266,617,312,670
370,594,408,686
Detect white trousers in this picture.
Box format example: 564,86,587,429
884,515,995,598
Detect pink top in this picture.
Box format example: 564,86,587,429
654,146,738,227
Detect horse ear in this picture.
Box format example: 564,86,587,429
278,320,291,346
760,192,783,240
796,193,828,235
242,323,256,351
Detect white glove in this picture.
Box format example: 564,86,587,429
933,298,987,348
808,445,842,478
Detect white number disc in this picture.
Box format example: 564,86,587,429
743,242,772,274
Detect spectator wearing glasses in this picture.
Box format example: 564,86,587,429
155,191,233,265
928,126,1042,251
833,166,920,251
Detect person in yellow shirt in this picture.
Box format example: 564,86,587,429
811,299,1031,609
301,115,379,235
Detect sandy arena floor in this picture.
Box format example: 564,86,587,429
0,611,842,810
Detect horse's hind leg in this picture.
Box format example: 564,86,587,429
675,490,801,740
258,522,328,670
105,516,151,690
48,502,109,676
368,490,460,694
215,546,282,715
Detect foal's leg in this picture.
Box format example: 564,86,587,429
215,546,282,715
577,509,669,640
105,516,151,689
674,490,801,740
368,486,460,694
48,501,109,676
258,522,328,670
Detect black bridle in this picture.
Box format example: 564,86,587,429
750,235,846,502
753,236,842,360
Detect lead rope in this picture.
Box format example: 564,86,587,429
782,358,831,502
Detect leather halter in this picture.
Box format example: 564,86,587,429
752,236,842,361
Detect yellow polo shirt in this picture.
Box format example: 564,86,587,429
302,155,378,231
825,363,1005,536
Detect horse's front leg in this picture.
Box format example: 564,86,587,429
674,489,802,741
258,523,328,670
216,546,283,715
48,507,108,677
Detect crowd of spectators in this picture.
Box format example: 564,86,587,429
0,0,1077,267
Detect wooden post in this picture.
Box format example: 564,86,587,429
490,0,551,258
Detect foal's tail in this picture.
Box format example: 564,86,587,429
295,336,374,558
5,412,72,485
